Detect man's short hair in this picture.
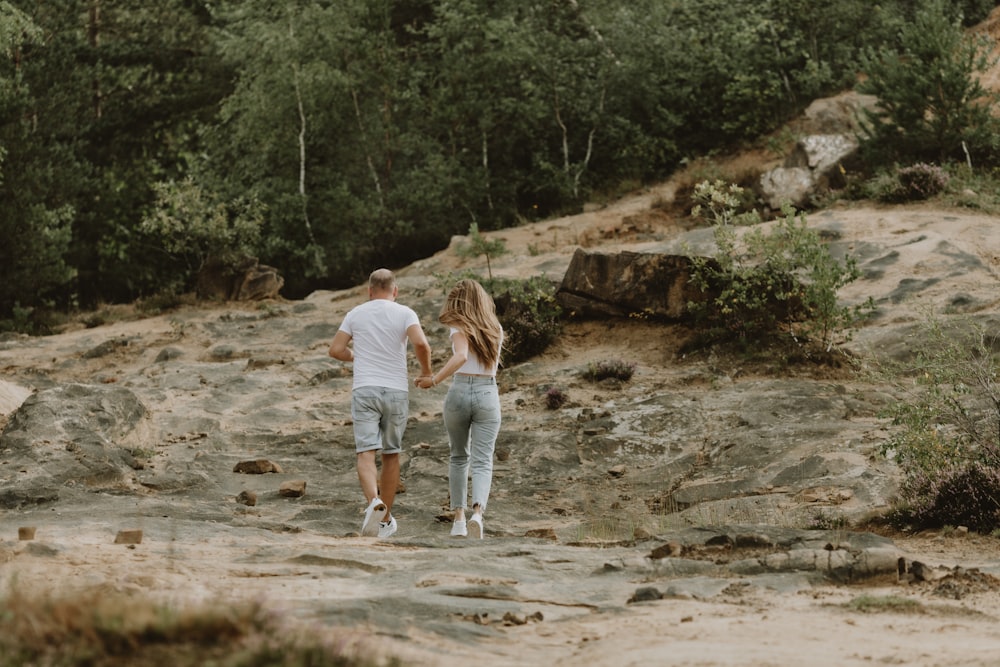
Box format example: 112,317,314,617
369,268,396,293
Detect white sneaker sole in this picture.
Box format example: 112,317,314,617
362,499,387,536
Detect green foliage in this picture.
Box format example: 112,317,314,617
455,223,509,281
867,317,1000,531
857,0,1000,166
490,275,562,364
140,178,266,291
0,0,992,311
582,359,637,383
686,181,872,352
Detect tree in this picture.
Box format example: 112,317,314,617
0,0,231,312
857,0,1000,166
0,2,74,324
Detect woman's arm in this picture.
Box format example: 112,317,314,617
416,331,469,388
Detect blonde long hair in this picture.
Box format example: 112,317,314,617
439,279,503,366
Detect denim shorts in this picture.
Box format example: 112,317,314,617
351,386,409,454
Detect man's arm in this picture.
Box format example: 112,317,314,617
329,330,353,362
406,323,433,377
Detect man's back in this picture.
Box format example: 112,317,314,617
340,299,418,391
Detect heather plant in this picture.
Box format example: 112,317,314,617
866,316,1000,531
686,181,872,352
897,162,950,200
868,163,951,203
544,386,568,410
583,359,636,382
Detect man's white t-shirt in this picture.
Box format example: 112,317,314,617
339,299,420,391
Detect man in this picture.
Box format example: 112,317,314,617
329,268,432,538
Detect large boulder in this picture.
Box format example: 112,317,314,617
760,134,860,210
758,91,877,211
197,256,284,301
0,383,150,508
0,379,31,419
555,248,710,319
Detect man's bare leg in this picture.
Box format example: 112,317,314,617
357,450,379,502
379,452,400,519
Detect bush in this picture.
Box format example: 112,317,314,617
582,359,636,382
491,276,562,363
140,178,266,293
868,163,951,203
896,162,950,200
686,181,872,352
868,317,1000,531
544,386,568,410
892,463,1000,533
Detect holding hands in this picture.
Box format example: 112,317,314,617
415,374,436,389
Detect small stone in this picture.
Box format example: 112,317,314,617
114,529,143,545
233,459,283,474
627,586,662,604
524,528,558,540
237,490,257,506
18,527,36,541
279,480,306,497
649,542,683,559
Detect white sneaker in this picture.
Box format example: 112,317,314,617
378,516,397,538
361,497,387,536
450,520,467,537
468,513,483,539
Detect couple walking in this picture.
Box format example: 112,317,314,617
329,268,502,539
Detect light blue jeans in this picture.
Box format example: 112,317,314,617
444,375,501,513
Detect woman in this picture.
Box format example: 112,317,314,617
416,279,503,539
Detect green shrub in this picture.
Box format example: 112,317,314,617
490,275,562,363
140,178,266,293
867,317,1000,531
686,181,872,352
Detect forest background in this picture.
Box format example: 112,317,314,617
1,0,998,328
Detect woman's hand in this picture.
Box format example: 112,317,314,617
415,375,435,389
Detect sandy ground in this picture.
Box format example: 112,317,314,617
5,194,1000,666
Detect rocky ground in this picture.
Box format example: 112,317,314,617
3,187,1000,665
